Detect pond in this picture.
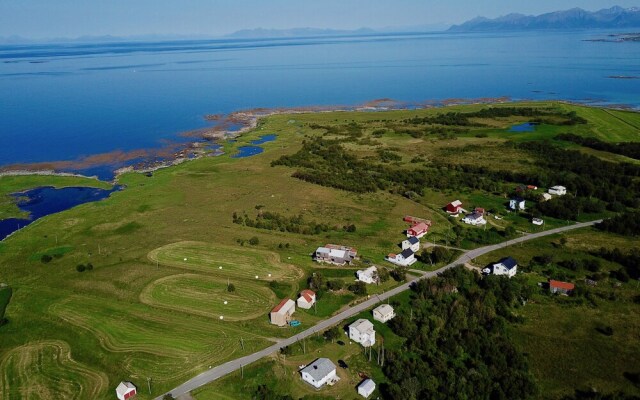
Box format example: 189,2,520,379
250,134,277,145
0,185,120,241
509,122,537,132
230,146,264,158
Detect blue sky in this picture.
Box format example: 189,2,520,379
0,0,638,39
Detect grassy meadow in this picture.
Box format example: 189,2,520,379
474,228,640,398
0,101,638,399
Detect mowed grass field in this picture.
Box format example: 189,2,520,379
0,101,638,399
0,340,108,400
143,241,300,320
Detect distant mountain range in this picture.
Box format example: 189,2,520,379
224,24,450,39
449,6,640,32
225,27,376,38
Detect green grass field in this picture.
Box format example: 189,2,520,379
0,101,638,399
474,228,640,399
0,340,109,400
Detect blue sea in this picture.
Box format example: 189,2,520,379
1,30,639,170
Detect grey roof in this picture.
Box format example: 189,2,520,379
301,358,336,381
359,378,376,392
116,382,136,396
407,236,419,244
511,197,525,202
400,248,414,258
465,212,482,220
373,304,394,316
350,318,375,334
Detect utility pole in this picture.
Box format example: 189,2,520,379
240,337,245,350
147,377,151,395
241,364,244,379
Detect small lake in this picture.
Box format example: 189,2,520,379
509,122,537,132
250,134,277,145
0,185,120,241
231,146,264,158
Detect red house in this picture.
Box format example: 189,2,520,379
446,200,463,214
407,222,429,238
116,381,136,400
549,280,575,295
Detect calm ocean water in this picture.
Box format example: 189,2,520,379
1,30,639,168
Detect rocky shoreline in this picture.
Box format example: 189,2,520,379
2,96,637,183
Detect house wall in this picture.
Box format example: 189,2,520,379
374,311,394,323
302,369,336,388
297,298,313,309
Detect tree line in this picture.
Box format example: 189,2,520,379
381,266,537,400
556,133,640,160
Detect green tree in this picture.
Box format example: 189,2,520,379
323,326,341,342
0,284,12,325
227,283,236,292
348,281,367,295
377,267,391,283
326,279,344,291
249,236,260,245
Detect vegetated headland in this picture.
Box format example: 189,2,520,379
0,100,639,400
5,95,639,183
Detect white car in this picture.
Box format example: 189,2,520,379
532,218,544,226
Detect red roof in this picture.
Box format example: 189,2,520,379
409,222,429,234
271,298,292,313
300,289,316,303
550,280,575,291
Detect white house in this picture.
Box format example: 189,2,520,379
482,257,518,278
270,298,296,326
358,379,376,398
385,248,417,267
401,236,420,253
532,218,544,226
116,381,136,400
509,197,526,211
314,247,349,266
548,185,567,196
462,211,486,226
297,289,316,310
300,358,338,389
373,304,395,323
541,193,553,201
357,266,378,284
349,319,376,347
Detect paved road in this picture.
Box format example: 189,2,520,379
157,219,601,399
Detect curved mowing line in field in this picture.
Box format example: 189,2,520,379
0,340,108,400
147,241,300,281
140,273,276,321
48,295,276,383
